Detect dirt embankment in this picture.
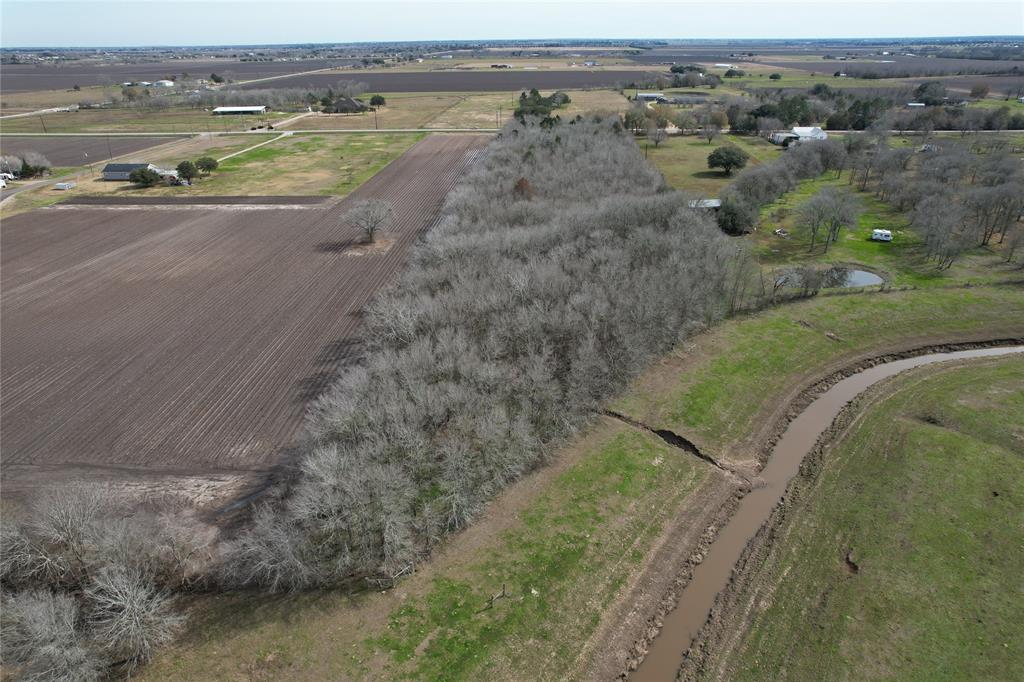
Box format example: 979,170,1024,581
753,338,1024,466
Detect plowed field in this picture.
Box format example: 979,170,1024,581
0,134,489,503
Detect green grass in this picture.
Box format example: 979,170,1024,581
714,357,1024,681
647,134,781,196
968,98,1024,112
751,174,1019,288
369,428,707,680
143,424,710,680
613,286,1024,459
146,132,423,196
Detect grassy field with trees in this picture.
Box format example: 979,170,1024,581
691,356,1024,681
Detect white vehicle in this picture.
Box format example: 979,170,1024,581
0,178,7,189
0,172,15,181
871,229,893,242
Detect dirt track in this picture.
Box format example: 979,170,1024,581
0,135,178,167
0,133,489,504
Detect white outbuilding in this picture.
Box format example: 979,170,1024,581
791,126,828,141
212,105,268,115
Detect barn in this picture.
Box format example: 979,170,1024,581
101,163,156,181
212,105,268,115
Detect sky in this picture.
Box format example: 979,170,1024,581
2,0,1022,48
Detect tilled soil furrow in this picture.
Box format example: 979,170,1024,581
1,134,491,500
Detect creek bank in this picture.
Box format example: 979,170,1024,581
625,340,1024,681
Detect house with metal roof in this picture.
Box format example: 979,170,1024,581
100,163,178,182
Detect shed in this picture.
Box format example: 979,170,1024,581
636,92,667,103
212,105,268,115
101,163,156,181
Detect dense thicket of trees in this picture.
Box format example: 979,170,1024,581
221,117,738,589
1,488,206,678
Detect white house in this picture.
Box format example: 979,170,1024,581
791,126,828,141
770,127,828,146
212,105,268,115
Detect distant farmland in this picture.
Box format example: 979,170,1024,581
0,135,177,167
0,134,489,503
0,58,358,94
237,69,665,92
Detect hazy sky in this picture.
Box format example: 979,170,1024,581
2,0,1022,48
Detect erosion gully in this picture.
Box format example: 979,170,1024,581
632,345,1024,681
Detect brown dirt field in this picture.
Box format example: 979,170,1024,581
0,59,358,95
0,133,489,506
0,134,179,167
238,69,664,92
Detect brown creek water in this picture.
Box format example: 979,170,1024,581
631,345,1024,681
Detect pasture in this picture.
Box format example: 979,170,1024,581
646,133,781,196
695,356,1024,681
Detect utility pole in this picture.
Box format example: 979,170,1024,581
373,107,378,130
39,115,48,133
106,134,113,159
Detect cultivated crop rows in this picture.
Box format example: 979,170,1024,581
0,135,177,167
0,134,489,498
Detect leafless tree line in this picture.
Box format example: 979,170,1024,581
219,117,739,590
1,487,210,678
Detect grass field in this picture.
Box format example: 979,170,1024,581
751,175,1020,287
614,285,1024,465
646,134,781,196
702,356,1024,681
150,133,424,196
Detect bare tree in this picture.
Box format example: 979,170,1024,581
798,187,861,253
646,125,668,148
343,199,395,243
701,124,721,145
85,567,184,671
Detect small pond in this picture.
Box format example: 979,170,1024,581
842,269,885,287
774,265,885,290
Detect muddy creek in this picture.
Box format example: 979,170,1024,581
632,345,1024,681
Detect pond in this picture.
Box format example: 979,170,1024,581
774,266,885,291
842,269,885,287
